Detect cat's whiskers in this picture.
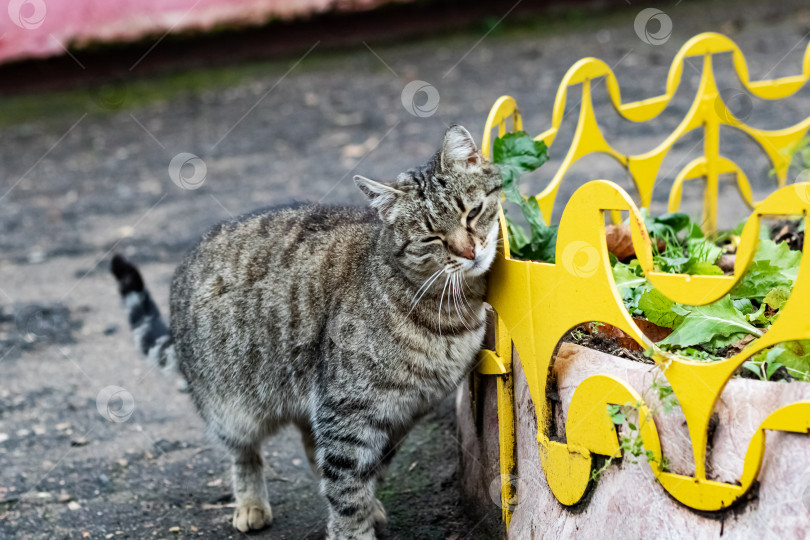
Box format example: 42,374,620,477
457,272,476,319
459,273,476,320
449,274,462,330
409,267,444,311
451,273,472,331
437,273,452,337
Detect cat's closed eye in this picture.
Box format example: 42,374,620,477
422,236,443,244
467,203,483,221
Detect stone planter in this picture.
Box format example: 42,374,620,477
458,343,810,538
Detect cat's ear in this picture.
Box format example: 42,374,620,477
440,125,481,171
354,175,404,222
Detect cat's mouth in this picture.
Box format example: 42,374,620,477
460,241,496,277
460,223,499,277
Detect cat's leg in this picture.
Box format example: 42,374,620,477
321,468,379,540
313,423,391,539
229,441,273,532
301,420,387,536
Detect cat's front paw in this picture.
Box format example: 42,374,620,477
232,501,272,532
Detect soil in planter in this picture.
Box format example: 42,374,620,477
560,322,653,365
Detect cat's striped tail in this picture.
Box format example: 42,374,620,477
110,254,177,375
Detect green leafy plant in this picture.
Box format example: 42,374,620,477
591,374,676,482
611,221,807,375
730,227,800,300
743,341,810,382
636,208,725,275
495,131,810,381
657,296,763,349
491,131,556,262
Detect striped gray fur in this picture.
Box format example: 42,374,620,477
111,125,501,539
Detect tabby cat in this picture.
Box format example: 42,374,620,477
111,125,502,539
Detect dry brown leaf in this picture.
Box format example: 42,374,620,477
591,323,643,352
605,224,635,261
632,318,673,343
726,334,757,355
588,319,672,351
717,253,735,273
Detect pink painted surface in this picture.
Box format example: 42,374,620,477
0,0,397,65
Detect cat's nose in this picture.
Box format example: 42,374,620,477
447,231,476,260
457,245,475,260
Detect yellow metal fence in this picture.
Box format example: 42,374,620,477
478,31,810,525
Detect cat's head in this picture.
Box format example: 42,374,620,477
354,125,502,279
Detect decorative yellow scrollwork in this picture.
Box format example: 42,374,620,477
479,32,810,522
481,32,810,233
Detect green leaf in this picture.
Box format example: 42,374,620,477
607,404,626,425
687,237,722,265
651,380,678,412
659,295,763,349
654,255,690,273
644,211,690,240
613,260,651,315
492,132,555,263
613,262,646,298
705,332,749,353
732,298,754,315
682,259,724,276
492,131,549,175
653,235,723,275
506,215,530,252
687,222,706,240
731,228,800,295
766,359,784,380
753,233,801,270
757,341,810,381
746,302,768,326
742,360,763,379
732,260,796,300
505,214,557,263
637,288,685,329
764,286,790,311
